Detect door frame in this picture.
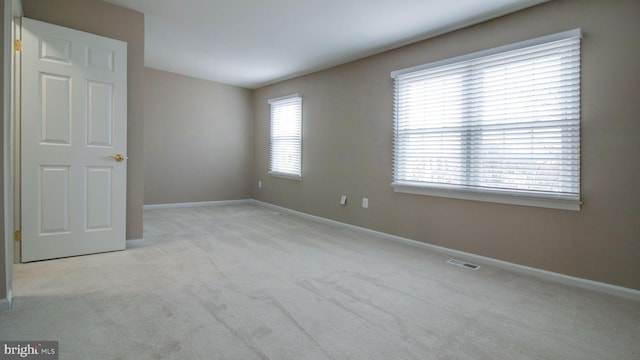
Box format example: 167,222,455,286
1,0,21,311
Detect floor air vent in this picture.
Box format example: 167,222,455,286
447,259,480,270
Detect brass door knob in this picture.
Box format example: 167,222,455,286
110,154,127,162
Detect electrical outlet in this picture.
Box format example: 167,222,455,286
340,195,347,205
362,198,368,208
258,180,262,188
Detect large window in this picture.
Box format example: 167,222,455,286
391,29,581,210
269,94,302,179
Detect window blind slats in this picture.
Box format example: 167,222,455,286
269,95,302,177
392,30,581,207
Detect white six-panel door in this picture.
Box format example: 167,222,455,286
21,18,127,262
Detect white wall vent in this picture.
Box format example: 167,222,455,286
447,259,480,270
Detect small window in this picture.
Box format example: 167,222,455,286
269,94,302,179
391,29,581,210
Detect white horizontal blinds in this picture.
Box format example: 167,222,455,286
269,95,302,177
392,30,581,202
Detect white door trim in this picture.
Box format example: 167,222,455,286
1,0,22,312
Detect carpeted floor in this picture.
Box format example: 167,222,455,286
1,203,639,359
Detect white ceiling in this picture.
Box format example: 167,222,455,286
102,0,547,89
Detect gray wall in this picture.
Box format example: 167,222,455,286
23,0,145,240
254,0,640,290
144,68,253,204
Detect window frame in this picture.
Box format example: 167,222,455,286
268,94,303,180
390,29,582,211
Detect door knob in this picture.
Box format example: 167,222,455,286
110,154,127,162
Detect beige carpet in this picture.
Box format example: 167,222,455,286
1,203,639,359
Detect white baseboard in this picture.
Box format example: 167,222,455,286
126,238,147,250
253,200,640,302
144,199,253,210
0,289,12,311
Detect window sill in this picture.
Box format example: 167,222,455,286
269,171,302,181
391,182,580,211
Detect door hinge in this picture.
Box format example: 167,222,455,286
14,39,21,52
14,230,21,242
